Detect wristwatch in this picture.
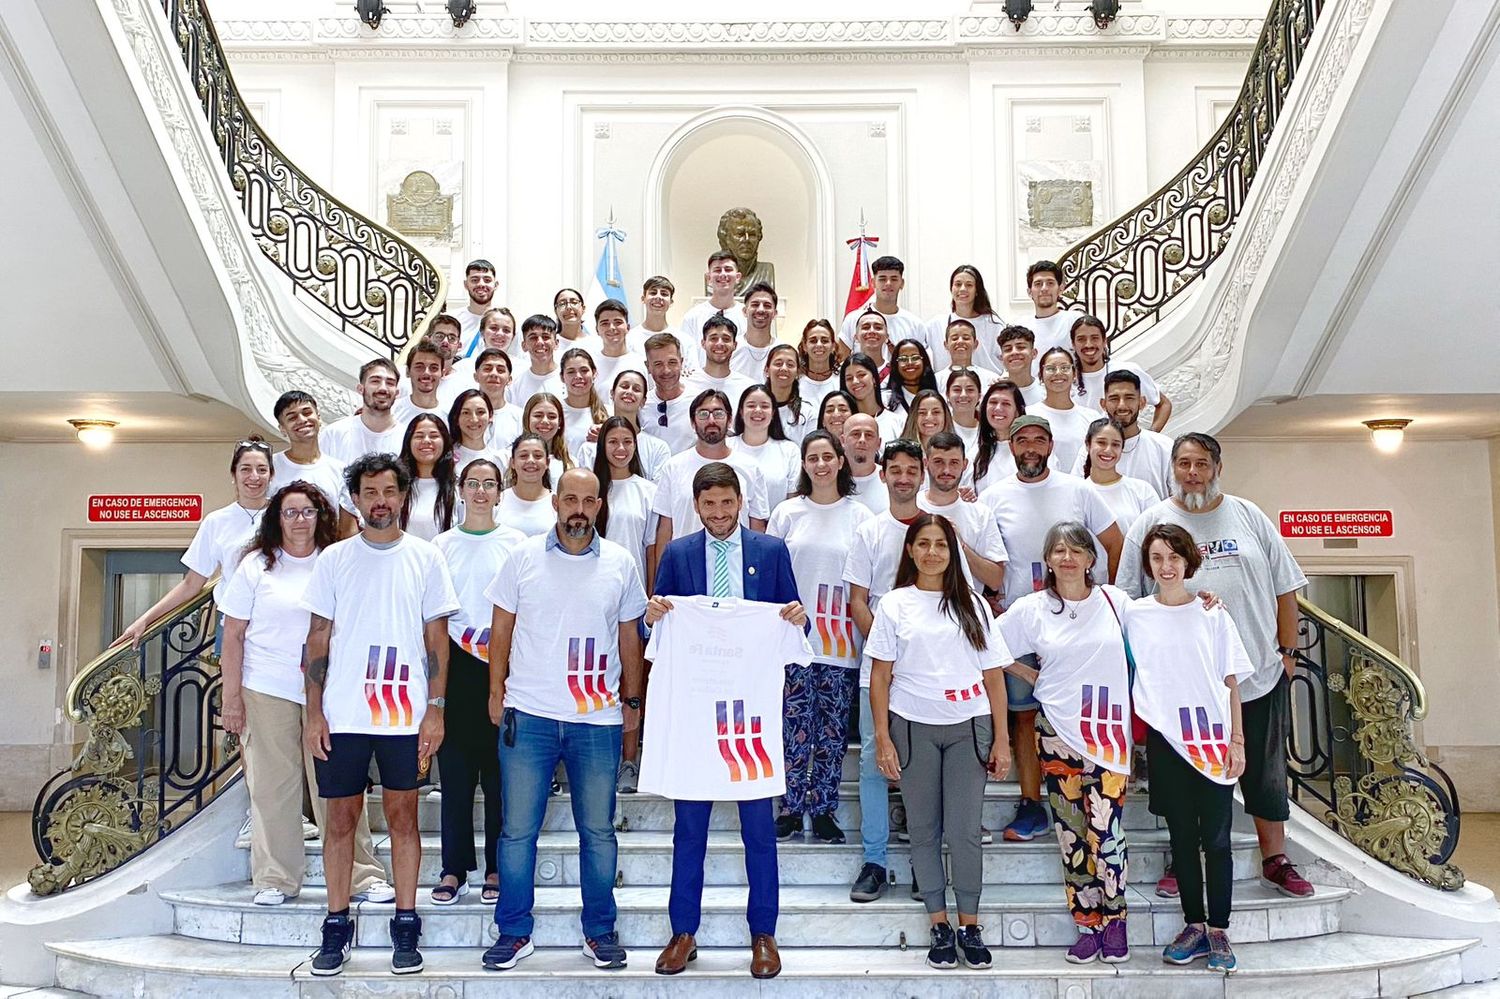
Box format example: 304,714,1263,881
623,696,643,710
1276,645,1297,659
427,696,447,708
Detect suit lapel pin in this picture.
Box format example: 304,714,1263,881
747,566,757,575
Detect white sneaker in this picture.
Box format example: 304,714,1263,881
353,879,396,903
252,887,295,906
302,819,320,840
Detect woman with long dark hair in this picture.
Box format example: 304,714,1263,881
497,432,555,537
766,431,875,845
932,264,1007,371
840,352,886,418
398,413,459,540
815,390,856,438
885,338,939,414
522,392,573,481
868,514,1011,971
576,369,672,481
559,347,609,462
220,481,387,906
766,343,815,443
731,384,799,502
972,380,1026,494
448,388,508,474
1083,418,1159,570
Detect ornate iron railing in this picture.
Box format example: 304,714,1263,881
159,0,445,358
1288,596,1464,890
1058,0,1324,347
29,584,239,895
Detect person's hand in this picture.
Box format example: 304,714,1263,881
623,704,641,734
958,486,978,503
645,595,674,625
111,619,148,649
488,688,504,727
1281,651,1296,680
586,424,601,443
984,592,1005,617
304,710,332,761
221,693,245,736
875,735,900,780
779,601,807,628
1197,589,1223,611
1226,739,1247,780
987,738,1012,781
418,709,444,765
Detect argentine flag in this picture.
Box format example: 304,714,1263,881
587,217,629,321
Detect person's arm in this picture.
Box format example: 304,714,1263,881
1276,589,1300,679
981,667,1012,779
618,617,644,733
849,583,874,639
1224,673,1246,779
487,607,516,726
1097,523,1124,583
1149,391,1173,432
644,543,660,598
652,517,673,588
114,570,209,647
750,516,768,532
959,540,1003,591
418,616,450,765
303,614,333,760
337,510,358,539
219,617,249,736
870,658,899,781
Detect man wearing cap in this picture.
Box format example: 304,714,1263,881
979,414,1124,843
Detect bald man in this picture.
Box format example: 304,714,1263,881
481,468,648,972
841,414,889,515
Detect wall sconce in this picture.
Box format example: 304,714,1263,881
69,419,118,449
1004,0,1034,30
447,0,477,27
1363,418,1411,455
355,0,388,30
1089,0,1121,29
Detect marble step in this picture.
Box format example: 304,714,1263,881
289,828,1261,887
163,881,1349,950
48,932,1473,998
365,781,1163,834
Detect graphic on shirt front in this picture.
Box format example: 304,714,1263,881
567,637,616,714
1179,705,1228,777
363,645,414,728
1079,683,1127,764
813,582,854,659
1199,538,1241,563
459,626,490,661
715,699,775,782
945,682,983,702
1031,562,1045,592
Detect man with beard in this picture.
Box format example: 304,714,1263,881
1022,260,1077,360
392,338,449,425
271,390,357,536
1068,369,1173,497
731,282,779,380
840,414,888,514
302,453,461,976
1070,315,1172,429
479,468,647,972
457,259,498,354
684,314,756,411
641,332,697,455
320,358,405,463
916,431,1006,592
651,389,770,558
979,415,1122,843
1118,432,1312,900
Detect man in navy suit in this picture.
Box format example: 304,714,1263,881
647,462,806,981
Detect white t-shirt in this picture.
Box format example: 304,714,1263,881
916,492,1009,568
1080,361,1162,414
925,312,1007,372
509,367,565,408
766,496,876,668
320,416,405,464
680,301,747,360
1087,476,1161,571
865,586,1009,724
1070,428,1173,499
972,447,1018,497
486,533,648,725
391,396,445,428
626,324,663,356
272,451,352,515
652,448,771,540
1127,598,1255,784
593,352,649,395
640,389,698,455
433,524,526,661
730,339,776,381
183,502,263,603
300,534,461,736
489,406,525,455
684,371,758,417
405,477,458,542
1015,380,1047,410
1030,403,1097,476
1027,311,1082,361
799,375,840,408
453,444,509,478
496,489,556,538
850,470,889,515
577,429,673,483
998,584,1134,773
600,475,659,584
840,307,928,353
219,550,317,704
777,399,818,445
562,402,599,463
981,472,1117,609
731,437,800,501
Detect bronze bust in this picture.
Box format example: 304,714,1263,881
711,207,776,296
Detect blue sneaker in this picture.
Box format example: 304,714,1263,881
1162,924,1209,965
482,934,534,971
1207,928,1237,973
1002,798,1050,841
584,931,628,969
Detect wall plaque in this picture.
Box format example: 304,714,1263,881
1027,179,1094,230
386,170,454,239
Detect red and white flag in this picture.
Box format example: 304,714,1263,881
844,232,880,317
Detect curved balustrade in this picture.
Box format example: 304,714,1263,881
1058,0,1324,347
1288,596,1464,890
29,584,238,896
161,0,446,358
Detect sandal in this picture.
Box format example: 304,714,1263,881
482,880,499,903
429,879,468,905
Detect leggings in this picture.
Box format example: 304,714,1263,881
1147,727,1234,928
781,663,857,817
1036,711,1129,928
889,713,993,915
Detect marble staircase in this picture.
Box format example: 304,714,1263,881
43,749,1478,996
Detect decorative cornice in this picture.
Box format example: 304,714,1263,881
526,19,950,46
1165,17,1265,41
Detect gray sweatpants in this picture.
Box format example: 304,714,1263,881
890,713,993,915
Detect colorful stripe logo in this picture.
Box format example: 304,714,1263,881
1179,705,1228,777
567,637,616,714
1079,683,1127,764
459,626,491,661
716,699,774,782
945,682,983,702
814,583,854,659
1031,561,1045,592
363,645,414,728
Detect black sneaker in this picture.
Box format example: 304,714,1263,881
957,924,992,969
583,930,628,969
482,934,534,971
909,865,921,900
310,913,353,977
775,813,803,841
926,921,958,969
390,911,424,975
849,862,888,902
810,813,845,844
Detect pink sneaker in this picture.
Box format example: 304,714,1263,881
1260,854,1314,898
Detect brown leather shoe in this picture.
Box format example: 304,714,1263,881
655,932,697,975
750,933,781,979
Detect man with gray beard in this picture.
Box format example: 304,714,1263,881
1118,432,1313,900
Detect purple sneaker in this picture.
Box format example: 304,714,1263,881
1100,918,1130,963
1065,930,1101,964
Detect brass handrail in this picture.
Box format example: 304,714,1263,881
1297,595,1427,718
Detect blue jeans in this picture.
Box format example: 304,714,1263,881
496,709,621,939
857,685,889,867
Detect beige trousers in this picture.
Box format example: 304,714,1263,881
241,688,387,895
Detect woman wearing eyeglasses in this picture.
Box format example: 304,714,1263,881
113,437,274,649
1030,347,1095,476
431,460,526,906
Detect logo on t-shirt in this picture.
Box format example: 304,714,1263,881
363,645,414,728
945,682,983,702
1198,538,1241,562
1031,561,1046,592
459,626,490,661
567,637,617,714
1080,683,1127,764
715,699,775,782
814,583,854,659
1178,705,1228,778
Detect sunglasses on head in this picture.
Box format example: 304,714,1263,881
236,439,272,452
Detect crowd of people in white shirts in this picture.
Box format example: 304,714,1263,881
112,251,1311,979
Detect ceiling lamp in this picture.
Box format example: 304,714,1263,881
69,419,118,449
1089,0,1121,29
447,0,477,27
355,0,388,30
1004,0,1034,30
1363,418,1411,455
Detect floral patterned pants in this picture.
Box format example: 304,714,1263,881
781,662,857,817
1037,711,1129,927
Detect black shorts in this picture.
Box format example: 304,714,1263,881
314,733,423,798
1238,673,1291,821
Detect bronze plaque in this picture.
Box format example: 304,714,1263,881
1027,180,1094,230
387,170,454,239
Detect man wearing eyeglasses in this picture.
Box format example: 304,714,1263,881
641,332,698,455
